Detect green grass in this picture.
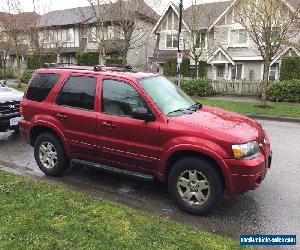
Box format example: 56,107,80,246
197,98,300,119
9,83,27,92
0,171,244,250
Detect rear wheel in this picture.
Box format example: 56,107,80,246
34,133,69,176
168,157,224,215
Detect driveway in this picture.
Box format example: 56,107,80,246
0,119,299,240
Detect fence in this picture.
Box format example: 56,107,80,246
212,80,262,96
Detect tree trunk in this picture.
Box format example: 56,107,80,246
16,53,21,88
261,59,270,107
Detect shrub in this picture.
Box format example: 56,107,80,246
21,69,35,84
27,54,56,69
266,79,300,102
76,52,99,66
106,58,123,66
180,79,213,96
279,56,300,81
164,58,177,77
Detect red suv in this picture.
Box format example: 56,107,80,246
19,65,272,215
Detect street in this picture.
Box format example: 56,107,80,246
0,119,299,240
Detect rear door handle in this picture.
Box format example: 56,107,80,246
56,113,68,120
102,121,116,129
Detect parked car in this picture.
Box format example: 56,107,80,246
0,80,23,133
19,65,272,215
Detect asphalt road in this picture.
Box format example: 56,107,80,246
0,119,299,242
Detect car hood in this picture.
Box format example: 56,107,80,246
0,86,23,103
171,105,262,143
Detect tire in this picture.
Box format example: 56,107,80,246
14,126,20,133
168,157,224,215
34,132,69,176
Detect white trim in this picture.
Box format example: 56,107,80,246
152,2,191,34
270,47,300,65
232,56,263,61
207,47,235,65
208,0,237,32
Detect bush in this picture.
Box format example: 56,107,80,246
21,69,35,84
181,79,213,96
106,58,123,66
164,58,177,77
76,52,99,66
27,54,56,69
280,57,300,81
266,80,300,102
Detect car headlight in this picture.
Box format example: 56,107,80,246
232,141,260,160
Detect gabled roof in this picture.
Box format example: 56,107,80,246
152,2,191,33
271,47,300,65
207,46,235,65
36,0,159,28
183,1,232,30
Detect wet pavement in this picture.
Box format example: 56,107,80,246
0,119,299,242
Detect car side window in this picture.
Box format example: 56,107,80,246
102,79,147,117
56,76,96,111
27,73,60,102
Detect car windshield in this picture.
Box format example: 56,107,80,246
139,76,198,116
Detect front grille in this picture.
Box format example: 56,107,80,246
0,101,20,116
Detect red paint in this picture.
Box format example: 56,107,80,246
20,68,271,195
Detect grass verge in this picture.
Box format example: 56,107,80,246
0,171,244,249
197,98,300,119
9,83,27,92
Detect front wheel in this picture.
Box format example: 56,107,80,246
168,157,224,215
34,133,69,176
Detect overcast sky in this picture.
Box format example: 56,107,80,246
0,0,226,14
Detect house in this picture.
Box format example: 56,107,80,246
151,0,300,80
0,0,158,72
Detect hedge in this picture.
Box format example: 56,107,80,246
180,79,213,96
27,54,56,69
106,58,123,66
21,69,35,84
76,52,99,66
266,79,300,103
279,57,300,81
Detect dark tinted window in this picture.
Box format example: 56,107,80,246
27,73,60,102
102,79,147,117
56,76,96,110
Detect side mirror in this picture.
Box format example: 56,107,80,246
132,107,155,122
0,80,7,86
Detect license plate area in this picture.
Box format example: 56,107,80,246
10,117,21,126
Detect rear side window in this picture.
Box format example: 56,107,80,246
56,76,96,110
27,73,60,102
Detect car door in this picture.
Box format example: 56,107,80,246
97,77,160,173
52,73,99,157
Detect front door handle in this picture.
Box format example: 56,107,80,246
102,121,116,129
56,113,68,120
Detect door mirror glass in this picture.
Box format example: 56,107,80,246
0,80,7,86
132,107,155,122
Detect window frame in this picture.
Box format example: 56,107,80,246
101,78,153,118
229,28,248,47
166,34,178,49
55,74,97,112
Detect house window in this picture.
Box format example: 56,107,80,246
66,28,74,42
232,64,243,80
269,64,277,81
166,34,178,48
230,29,247,46
107,26,114,39
196,33,206,48
217,65,225,77
43,30,55,43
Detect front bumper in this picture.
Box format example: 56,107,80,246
0,112,21,132
225,150,272,195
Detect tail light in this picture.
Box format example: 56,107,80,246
20,104,24,119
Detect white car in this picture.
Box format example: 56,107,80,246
0,80,23,132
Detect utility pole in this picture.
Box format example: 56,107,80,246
176,0,183,86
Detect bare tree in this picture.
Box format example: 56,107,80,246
110,0,159,66
235,0,300,106
184,1,217,78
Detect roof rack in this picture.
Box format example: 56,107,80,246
42,63,135,73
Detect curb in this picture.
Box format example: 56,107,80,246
247,114,300,123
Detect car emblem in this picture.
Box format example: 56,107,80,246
9,105,15,109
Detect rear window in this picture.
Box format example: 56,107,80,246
27,73,60,102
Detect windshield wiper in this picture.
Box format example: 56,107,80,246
188,103,202,111
167,108,190,116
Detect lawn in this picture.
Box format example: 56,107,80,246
0,171,244,250
9,83,27,92
197,98,300,119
